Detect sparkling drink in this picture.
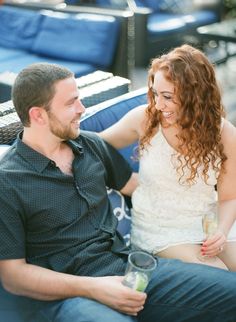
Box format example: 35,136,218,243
198,203,218,261
202,212,218,237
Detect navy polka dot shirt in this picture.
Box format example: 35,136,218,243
0,131,132,277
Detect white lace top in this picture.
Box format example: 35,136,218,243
131,128,236,254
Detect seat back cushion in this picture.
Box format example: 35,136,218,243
136,0,194,13
0,6,43,50
32,10,120,68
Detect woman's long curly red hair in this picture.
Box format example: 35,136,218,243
140,44,227,184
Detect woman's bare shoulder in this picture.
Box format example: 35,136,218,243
127,104,148,133
221,119,236,152
128,104,147,118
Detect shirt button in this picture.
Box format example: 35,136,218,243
50,160,56,166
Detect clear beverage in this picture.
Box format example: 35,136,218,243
202,212,218,237
122,251,157,292
198,204,218,261
122,271,149,292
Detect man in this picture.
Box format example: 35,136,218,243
0,63,236,322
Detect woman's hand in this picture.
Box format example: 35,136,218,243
201,230,226,257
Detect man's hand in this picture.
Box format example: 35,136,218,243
89,276,147,316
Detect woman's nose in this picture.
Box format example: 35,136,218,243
155,96,164,110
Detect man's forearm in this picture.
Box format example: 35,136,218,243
0,259,94,301
0,259,146,316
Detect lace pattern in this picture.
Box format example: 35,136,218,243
131,129,236,253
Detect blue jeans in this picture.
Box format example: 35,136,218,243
28,258,236,322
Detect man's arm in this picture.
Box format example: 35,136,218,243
120,172,138,196
0,258,146,315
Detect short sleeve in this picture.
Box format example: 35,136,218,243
101,139,132,190
81,131,132,191
0,182,26,259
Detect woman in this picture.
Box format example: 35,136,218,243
100,44,236,270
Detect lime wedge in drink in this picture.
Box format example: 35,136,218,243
134,272,149,291
123,272,149,292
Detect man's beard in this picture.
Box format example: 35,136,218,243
47,111,79,140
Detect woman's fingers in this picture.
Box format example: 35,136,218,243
201,231,226,256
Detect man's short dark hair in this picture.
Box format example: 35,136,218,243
12,63,73,126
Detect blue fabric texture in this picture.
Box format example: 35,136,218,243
0,47,26,61
0,5,121,76
182,10,218,27
141,0,194,13
96,0,127,8
107,189,131,246
0,6,42,50
32,11,119,67
147,13,187,36
0,52,95,76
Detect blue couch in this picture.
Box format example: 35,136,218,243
0,3,132,78
127,0,223,66
0,87,147,321
70,0,223,66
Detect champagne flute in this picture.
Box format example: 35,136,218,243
202,212,218,238
198,203,218,261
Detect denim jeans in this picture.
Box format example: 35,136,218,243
29,258,236,322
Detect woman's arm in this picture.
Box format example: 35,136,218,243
203,120,236,256
217,120,236,234
98,105,147,149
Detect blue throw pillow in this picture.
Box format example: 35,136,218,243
107,188,131,246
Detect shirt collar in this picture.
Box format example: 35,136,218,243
67,139,84,155
15,132,84,173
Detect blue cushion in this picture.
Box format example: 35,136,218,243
0,6,42,50
147,13,187,37
138,0,194,13
0,47,26,61
0,52,96,77
107,189,131,246
32,11,119,68
182,10,218,28
81,88,147,172
95,0,127,8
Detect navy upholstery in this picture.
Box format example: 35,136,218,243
0,87,147,321
0,5,120,77
128,0,223,66
81,87,147,171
